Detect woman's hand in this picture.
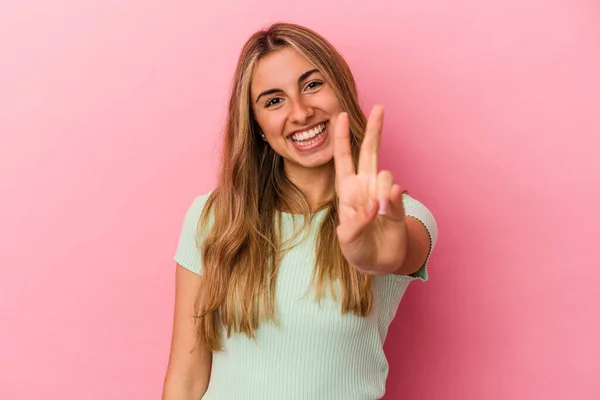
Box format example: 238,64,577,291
332,105,408,275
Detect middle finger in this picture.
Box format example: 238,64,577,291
357,105,384,176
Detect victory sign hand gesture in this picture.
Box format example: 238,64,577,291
333,105,408,275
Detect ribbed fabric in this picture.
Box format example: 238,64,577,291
173,192,438,400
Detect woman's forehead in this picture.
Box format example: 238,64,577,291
251,48,318,90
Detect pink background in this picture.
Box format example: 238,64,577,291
1,1,598,399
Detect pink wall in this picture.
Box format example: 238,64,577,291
1,1,598,399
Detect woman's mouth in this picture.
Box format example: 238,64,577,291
288,122,328,152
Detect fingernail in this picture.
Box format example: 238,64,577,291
378,198,388,215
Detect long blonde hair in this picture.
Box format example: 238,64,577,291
194,22,372,351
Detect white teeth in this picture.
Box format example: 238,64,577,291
291,123,326,143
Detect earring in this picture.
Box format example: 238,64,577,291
261,133,266,139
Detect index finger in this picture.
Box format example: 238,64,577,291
332,112,355,180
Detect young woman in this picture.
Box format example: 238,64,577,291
162,22,438,400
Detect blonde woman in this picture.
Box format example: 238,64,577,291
162,22,438,400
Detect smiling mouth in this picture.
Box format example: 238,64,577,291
288,122,327,146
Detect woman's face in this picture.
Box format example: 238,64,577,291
250,47,343,171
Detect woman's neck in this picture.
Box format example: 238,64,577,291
284,161,335,212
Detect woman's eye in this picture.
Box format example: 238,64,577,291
265,97,282,108
305,81,323,91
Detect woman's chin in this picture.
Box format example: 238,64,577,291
284,154,334,171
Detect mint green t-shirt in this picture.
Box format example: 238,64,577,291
174,192,438,400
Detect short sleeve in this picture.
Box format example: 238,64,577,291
402,193,438,281
173,193,212,275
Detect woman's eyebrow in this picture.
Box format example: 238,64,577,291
254,69,320,104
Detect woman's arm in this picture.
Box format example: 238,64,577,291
392,216,432,276
162,264,212,400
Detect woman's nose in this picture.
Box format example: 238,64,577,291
289,98,314,125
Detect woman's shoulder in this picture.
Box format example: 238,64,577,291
185,190,214,213
190,190,213,209
177,190,216,233
173,190,215,275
